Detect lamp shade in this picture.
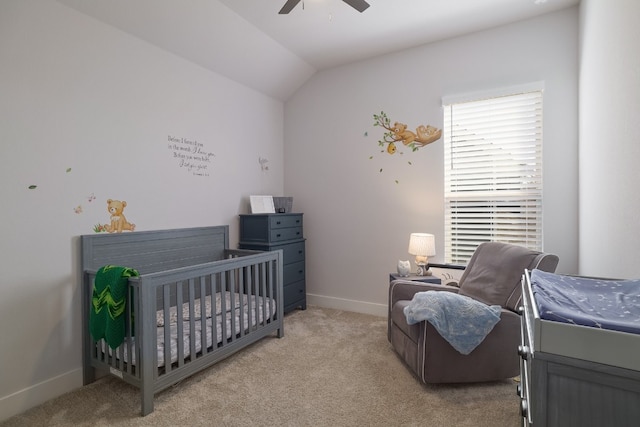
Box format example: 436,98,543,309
407,233,436,257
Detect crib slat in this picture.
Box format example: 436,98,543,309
199,278,208,356
220,272,228,344
176,282,184,369
163,285,172,371
132,284,140,375
239,267,246,337
188,278,197,363
260,261,267,325
269,259,276,321
211,273,219,349
248,265,255,331
229,270,237,341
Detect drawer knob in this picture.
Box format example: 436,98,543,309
518,345,530,360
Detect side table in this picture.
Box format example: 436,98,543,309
389,273,441,285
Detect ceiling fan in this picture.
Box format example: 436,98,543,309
279,0,370,14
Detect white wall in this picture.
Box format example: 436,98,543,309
579,0,640,278
284,8,579,316
0,0,284,420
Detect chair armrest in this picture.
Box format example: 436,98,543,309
389,279,459,308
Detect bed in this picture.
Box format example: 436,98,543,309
81,225,284,416
518,269,640,426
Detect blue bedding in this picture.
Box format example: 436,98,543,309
530,269,640,335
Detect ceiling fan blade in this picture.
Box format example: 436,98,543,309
279,0,302,14
343,0,370,12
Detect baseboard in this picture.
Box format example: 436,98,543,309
0,368,83,422
306,293,387,317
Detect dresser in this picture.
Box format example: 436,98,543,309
239,213,306,313
518,270,640,427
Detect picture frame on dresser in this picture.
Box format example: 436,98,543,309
249,195,275,214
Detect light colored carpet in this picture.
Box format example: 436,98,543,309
2,306,520,426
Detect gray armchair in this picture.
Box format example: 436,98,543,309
388,242,559,384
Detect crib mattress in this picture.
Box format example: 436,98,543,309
104,292,275,367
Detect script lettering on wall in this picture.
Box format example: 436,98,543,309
167,134,216,177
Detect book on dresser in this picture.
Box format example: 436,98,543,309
238,213,306,313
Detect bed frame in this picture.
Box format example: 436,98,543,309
81,225,284,416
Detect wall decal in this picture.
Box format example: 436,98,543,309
259,157,269,172
98,199,136,233
167,134,215,177
369,111,442,184
73,193,95,216
372,111,441,155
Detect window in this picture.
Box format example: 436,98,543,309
443,87,543,264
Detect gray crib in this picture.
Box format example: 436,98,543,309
81,225,284,416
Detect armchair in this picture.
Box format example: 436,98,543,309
388,242,559,384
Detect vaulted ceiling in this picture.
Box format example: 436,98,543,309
56,0,578,100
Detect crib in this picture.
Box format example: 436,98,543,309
81,225,284,416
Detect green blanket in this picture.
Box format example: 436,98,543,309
90,265,139,349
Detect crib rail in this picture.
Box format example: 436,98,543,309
82,248,283,415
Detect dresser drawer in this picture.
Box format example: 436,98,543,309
239,213,306,313
269,215,302,229
270,226,303,243
273,241,305,264
284,280,305,305
239,213,304,244
284,260,305,285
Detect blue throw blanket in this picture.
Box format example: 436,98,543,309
403,291,502,355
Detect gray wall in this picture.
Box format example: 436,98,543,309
4,0,639,421
579,0,640,279
0,1,284,419
284,8,579,315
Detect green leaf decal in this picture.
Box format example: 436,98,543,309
28,185,37,190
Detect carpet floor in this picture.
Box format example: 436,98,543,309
1,306,520,426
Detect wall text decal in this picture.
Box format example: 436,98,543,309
167,134,215,177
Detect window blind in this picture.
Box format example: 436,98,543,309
443,90,543,264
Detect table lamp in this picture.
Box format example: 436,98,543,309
408,233,436,276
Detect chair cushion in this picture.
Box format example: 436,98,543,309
458,242,541,311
